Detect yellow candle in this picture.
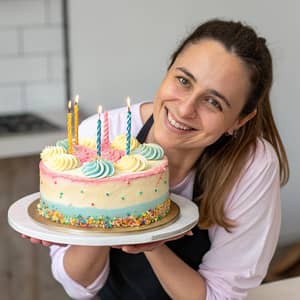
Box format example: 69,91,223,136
74,95,79,145
67,100,73,154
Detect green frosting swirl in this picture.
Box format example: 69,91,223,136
56,139,69,152
133,143,164,160
81,159,115,178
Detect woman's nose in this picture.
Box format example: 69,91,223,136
178,96,198,119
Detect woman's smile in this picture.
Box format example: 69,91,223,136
164,107,196,133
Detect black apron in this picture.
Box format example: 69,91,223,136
99,115,211,299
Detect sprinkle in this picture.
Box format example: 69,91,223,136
36,199,171,229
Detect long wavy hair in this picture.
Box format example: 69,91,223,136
168,19,289,231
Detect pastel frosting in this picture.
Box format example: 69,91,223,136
41,146,66,161
81,159,115,178
56,139,69,152
133,143,164,160
111,134,140,152
114,154,147,172
46,154,80,171
79,138,96,149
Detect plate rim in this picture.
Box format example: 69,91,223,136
8,192,199,246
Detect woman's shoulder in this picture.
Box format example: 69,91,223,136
223,137,281,219
248,137,279,170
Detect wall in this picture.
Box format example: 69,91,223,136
69,0,300,246
0,0,66,114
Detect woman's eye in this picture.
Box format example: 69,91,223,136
177,76,190,86
206,97,223,111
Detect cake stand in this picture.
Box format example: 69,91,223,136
8,192,199,246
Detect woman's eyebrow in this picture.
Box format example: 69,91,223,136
176,67,231,108
176,67,197,82
207,89,231,108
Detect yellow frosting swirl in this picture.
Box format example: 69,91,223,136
111,134,140,152
79,138,96,149
41,146,66,162
114,154,148,172
46,154,80,171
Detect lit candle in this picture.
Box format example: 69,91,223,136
126,96,131,155
74,95,79,145
102,110,109,147
97,105,103,157
67,100,73,154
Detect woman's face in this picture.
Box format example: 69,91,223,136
153,39,252,154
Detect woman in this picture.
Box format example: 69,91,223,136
25,19,289,299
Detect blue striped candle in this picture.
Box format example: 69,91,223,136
126,97,131,155
97,105,102,156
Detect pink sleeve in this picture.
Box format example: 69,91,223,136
198,140,281,300
50,245,110,300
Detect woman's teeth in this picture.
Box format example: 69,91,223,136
167,113,192,131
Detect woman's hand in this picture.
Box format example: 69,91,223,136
112,230,193,254
21,234,66,247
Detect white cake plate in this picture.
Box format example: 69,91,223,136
8,192,199,246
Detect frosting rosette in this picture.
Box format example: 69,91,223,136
101,148,124,162
111,134,140,152
79,138,96,149
46,154,80,171
41,146,66,162
114,154,148,172
56,139,69,152
81,159,115,178
132,143,164,160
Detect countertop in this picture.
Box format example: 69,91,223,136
0,111,66,159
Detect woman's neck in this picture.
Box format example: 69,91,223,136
140,102,201,186
146,126,200,187
164,148,199,187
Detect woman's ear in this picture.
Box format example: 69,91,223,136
226,109,257,135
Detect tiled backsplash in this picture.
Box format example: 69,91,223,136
0,0,66,114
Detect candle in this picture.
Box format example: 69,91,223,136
97,105,103,156
126,96,131,155
67,100,73,154
74,95,79,145
102,111,109,147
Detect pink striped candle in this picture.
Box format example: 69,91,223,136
102,111,109,147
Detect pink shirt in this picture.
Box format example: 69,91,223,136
50,102,281,299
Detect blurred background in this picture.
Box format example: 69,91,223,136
0,0,299,299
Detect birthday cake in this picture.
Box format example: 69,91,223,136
38,134,170,229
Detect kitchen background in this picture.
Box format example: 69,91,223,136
1,0,299,299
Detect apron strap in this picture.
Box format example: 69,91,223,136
136,114,154,144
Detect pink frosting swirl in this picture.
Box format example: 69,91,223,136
73,145,97,163
101,148,124,162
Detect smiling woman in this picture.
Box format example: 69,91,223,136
23,19,289,300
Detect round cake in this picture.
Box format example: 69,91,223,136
38,135,170,229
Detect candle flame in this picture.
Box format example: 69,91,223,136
98,105,103,115
68,100,72,112
74,94,79,105
126,96,131,111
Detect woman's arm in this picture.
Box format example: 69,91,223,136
145,244,206,300
63,245,110,287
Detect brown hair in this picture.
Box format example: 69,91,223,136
169,19,289,231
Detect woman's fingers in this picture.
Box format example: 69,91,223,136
20,234,66,247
